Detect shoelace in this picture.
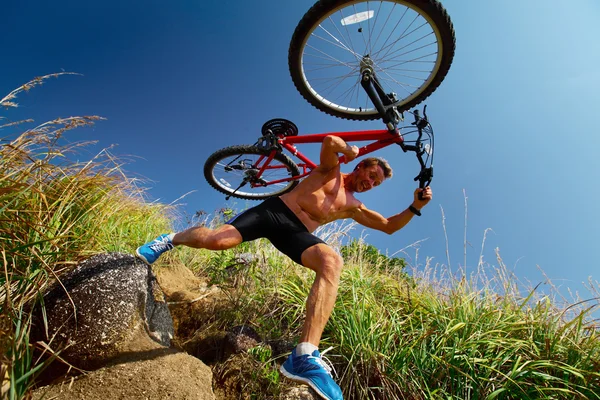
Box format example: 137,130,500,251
149,236,173,252
308,347,337,378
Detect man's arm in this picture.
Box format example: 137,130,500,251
318,135,359,172
351,187,432,234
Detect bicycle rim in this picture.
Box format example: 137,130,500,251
206,147,299,200
290,0,455,120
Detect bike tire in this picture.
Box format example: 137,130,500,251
289,0,455,120
204,145,301,200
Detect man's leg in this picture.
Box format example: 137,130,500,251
172,224,242,250
136,224,243,264
279,243,344,400
298,243,344,347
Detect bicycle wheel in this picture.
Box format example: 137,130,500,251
289,0,455,120
204,145,301,200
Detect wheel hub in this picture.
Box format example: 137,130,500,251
360,55,374,76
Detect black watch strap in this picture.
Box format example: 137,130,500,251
409,205,422,216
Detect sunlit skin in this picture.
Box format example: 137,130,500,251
346,163,385,193
173,135,432,347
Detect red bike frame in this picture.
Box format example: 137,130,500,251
252,128,404,188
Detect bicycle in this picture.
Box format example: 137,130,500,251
204,0,455,201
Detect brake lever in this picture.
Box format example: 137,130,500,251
414,167,433,200
412,109,420,125
412,107,429,130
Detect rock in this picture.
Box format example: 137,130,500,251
32,349,215,400
31,252,174,370
224,325,261,355
281,386,320,400
267,338,295,358
234,253,257,264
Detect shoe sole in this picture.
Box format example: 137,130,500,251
279,365,331,400
135,249,152,265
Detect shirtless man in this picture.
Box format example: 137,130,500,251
136,135,432,400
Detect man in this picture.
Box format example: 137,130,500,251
136,135,432,400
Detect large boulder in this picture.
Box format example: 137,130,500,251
32,252,174,369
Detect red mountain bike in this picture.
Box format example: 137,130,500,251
204,0,455,201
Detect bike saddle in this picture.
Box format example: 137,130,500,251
261,118,298,137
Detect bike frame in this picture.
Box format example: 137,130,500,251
248,66,434,191
251,128,403,187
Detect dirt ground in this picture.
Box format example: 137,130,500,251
32,349,215,400
31,263,308,400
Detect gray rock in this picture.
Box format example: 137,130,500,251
268,338,295,357
32,252,174,369
234,252,257,264
224,325,261,355
281,386,320,400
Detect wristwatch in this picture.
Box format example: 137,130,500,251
408,205,421,216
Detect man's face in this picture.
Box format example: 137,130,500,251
353,164,385,193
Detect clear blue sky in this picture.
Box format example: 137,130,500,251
3,0,599,305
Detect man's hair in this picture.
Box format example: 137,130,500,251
355,157,393,179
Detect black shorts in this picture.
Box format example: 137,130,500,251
226,197,326,265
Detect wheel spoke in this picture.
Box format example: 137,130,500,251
371,6,409,62
334,12,360,63
384,52,438,69
372,13,419,61
377,26,436,63
369,1,394,55
305,43,357,70
309,68,360,94
377,32,437,64
311,29,361,61
350,4,370,52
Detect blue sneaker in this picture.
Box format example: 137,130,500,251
135,234,174,265
280,349,343,400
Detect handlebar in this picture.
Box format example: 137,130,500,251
403,105,434,200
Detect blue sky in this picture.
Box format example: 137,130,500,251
3,0,599,305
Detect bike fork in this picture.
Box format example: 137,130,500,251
360,55,401,131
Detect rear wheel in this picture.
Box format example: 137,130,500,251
289,0,456,120
204,145,300,200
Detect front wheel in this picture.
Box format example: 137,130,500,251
289,0,456,120
204,145,301,200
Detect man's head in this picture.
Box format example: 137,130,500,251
348,157,393,193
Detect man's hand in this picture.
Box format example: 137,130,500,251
320,136,360,169
343,145,359,163
412,186,432,210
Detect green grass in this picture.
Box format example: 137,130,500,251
0,75,174,399
189,228,600,399
2,75,599,399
